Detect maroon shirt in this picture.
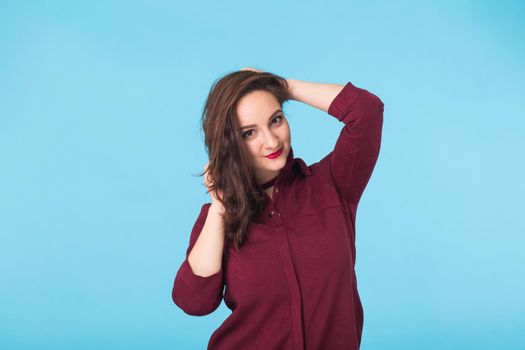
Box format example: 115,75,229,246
172,81,384,349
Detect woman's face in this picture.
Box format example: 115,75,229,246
236,90,291,185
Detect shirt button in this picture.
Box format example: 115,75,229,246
275,187,279,193
269,210,275,217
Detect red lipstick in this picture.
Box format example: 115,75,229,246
264,147,283,159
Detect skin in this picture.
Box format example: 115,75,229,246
235,89,291,198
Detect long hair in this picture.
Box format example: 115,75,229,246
198,70,292,252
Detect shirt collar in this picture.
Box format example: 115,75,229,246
253,146,311,224
281,146,312,179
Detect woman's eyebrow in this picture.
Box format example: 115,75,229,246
240,109,282,130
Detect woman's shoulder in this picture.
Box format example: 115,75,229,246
299,156,331,179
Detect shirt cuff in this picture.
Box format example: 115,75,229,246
327,81,364,121
177,258,224,292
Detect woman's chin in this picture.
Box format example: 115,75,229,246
265,156,286,168
256,159,285,176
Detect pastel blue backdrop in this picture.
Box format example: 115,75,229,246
1,1,524,349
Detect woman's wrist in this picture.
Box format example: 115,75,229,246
210,201,226,217
286,78,297,100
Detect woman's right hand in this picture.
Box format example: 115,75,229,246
204,162,225,214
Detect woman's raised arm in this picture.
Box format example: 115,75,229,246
172,202,225,316
287,77,384,209
286,78,345,113
172,160,228,316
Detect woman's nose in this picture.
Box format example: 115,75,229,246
262,130,279,148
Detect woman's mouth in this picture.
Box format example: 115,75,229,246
264,147,283,159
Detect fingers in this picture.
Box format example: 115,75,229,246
203,162,212,190
240,66,264,73
204,162,222,202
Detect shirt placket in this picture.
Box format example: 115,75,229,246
267,183,305,350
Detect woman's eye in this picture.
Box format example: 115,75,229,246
242,116,282,139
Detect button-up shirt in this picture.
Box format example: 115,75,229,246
172,81,384,350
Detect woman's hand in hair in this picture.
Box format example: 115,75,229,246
240,67,295,101
240,66,264,73
204,162,225,214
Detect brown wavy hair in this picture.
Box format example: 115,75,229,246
198,70,292,252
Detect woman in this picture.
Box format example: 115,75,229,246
172,67,384,350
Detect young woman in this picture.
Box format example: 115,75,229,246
172,68,384,350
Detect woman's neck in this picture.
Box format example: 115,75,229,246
260,175,277,190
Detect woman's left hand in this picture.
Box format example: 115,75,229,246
240,66,264,73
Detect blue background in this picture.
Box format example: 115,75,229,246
1,1,524,349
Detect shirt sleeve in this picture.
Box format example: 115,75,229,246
171,202,225,316
320,81,384,207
